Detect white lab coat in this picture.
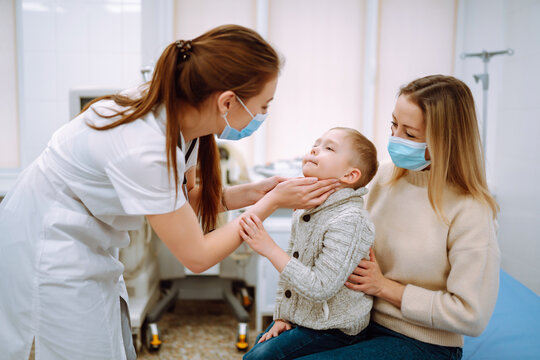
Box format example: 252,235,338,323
0,99,197,360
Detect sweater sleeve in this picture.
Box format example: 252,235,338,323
400,199,500,336
273,211,300,318
279,214,374,302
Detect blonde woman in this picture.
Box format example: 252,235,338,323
298,75,500,360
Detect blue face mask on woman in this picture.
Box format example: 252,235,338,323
387,136,431,171
219,96,268,140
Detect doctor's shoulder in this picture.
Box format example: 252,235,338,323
81,105,166,171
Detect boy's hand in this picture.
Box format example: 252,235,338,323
239,213,276,258
257,320,292,343
239,213,291,272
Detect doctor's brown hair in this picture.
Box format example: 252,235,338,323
83,25,281,232
390,75,499,221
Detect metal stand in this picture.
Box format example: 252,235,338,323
142,280,181,352
224,284,250,351
142,278,252,353
460,49,514,153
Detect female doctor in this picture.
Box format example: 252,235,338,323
0,25,339,360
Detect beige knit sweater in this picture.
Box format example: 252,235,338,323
274,187,374,335
366,163,500,347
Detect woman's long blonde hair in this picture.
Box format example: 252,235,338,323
390,75,499,220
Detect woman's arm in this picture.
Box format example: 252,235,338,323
400,201,499,336
347,201,500,336
147,177,339,273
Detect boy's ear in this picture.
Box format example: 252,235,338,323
340,168,362,185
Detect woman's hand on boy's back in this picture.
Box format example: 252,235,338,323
239,213,290,273
257,320,292,344
345,248,405,309
345,248,385,296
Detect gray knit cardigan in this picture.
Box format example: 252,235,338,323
273,187,374,335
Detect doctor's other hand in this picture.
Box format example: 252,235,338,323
345,248,387,296
267,177,340,209
239,213,277,258
257,320,292,344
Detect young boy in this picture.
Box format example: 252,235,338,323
239,127,378,360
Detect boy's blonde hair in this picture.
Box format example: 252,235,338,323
391,75,499,220
331,127,378,189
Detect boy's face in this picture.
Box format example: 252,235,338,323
302,129,355,181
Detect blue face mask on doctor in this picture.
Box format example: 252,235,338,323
387,136,431,171
219,96,268,141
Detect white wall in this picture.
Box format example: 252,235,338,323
455,0,540,294
266,0,366,164
373,0,457,161
0,0,19,169
17,0,142,168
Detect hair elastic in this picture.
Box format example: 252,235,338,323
175,40,192,61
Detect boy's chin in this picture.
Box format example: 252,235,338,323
302,169,318,178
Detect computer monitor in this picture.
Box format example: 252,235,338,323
68,88,120,120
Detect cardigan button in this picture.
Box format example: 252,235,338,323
285,290,292,298
302,214,311,222
293,251,299,258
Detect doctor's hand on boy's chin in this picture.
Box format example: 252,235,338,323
266,177,340,210
257,320,292,344
239,213,277,258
